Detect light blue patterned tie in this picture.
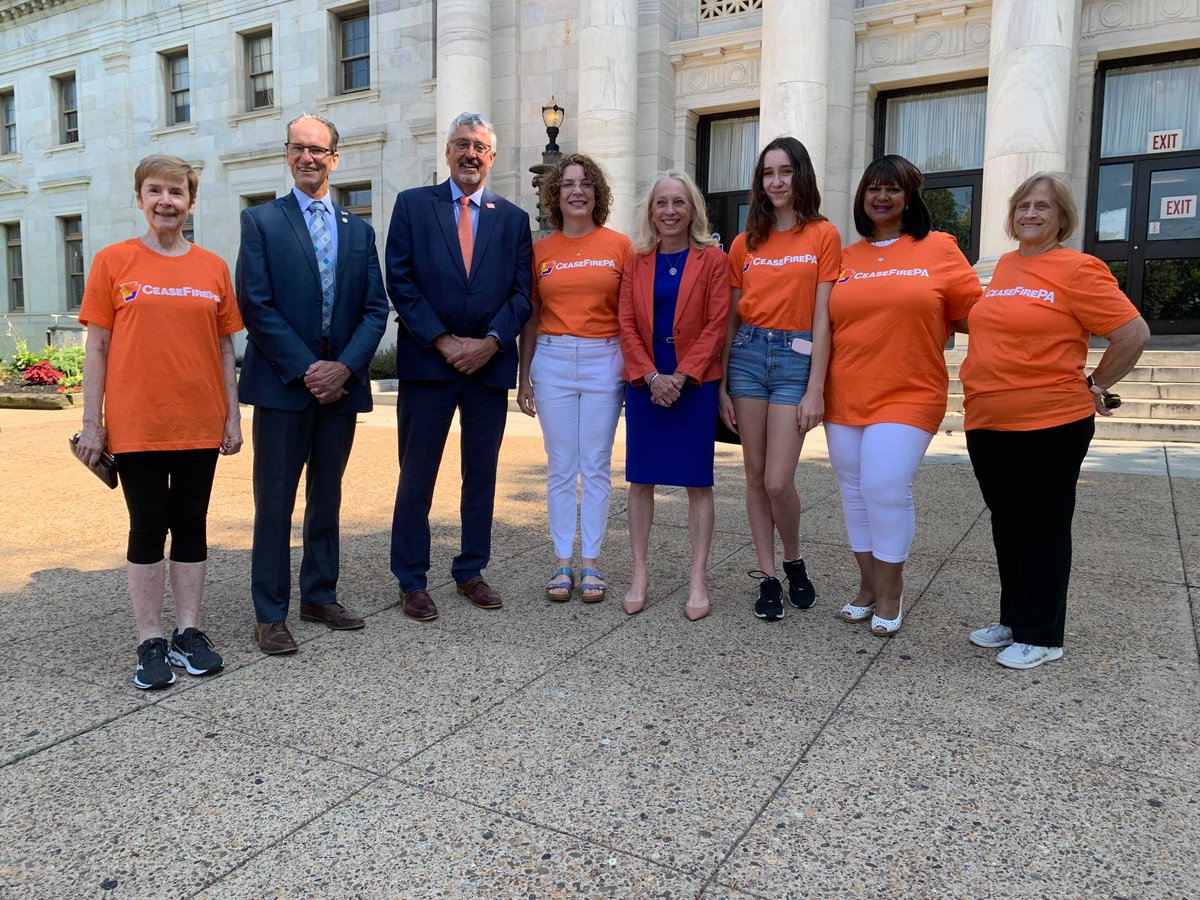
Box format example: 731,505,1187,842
307,200,335,336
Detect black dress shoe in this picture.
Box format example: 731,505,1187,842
299,602,365,630
402,589,438,621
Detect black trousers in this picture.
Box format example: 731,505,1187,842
966,415,1094,648
115,448,219,564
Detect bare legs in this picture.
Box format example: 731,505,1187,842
624,483,715,618
129,559,209,640
623,483,654,613
734,398,806,575
848,551,903,620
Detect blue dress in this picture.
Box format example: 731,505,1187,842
625,250,719,487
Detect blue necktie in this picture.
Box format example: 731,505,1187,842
307,200,335,336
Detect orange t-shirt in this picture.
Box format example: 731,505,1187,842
825,232,981,433
727,220,841,330
78,239,242,453
531,227,632,337
961,248,1141,432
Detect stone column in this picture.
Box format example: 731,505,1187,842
577,0,638,236
436,0,492,182
977,0,1081,275
760,0,830,191
824,0,856,236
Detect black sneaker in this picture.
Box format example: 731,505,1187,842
168,627,224,676
751,571,784,621
133,638,176,690
782,558,817,609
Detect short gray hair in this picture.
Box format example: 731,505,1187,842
1005,171,1077,243
446,112,497,154
287,113,340,151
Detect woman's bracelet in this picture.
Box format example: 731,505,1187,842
647,371,660,386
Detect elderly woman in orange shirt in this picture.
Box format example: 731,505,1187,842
825,155,979,635
961,172,1148,669
618,171,730,621
518,154,631,603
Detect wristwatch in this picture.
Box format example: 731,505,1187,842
1086,374,1104,395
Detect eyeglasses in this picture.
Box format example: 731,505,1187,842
561,180,595,192
450,139,493,155
285,143,335,160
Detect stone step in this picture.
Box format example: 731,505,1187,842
945,363,1200,383
944,395,1200,420
944,349,1200,366
948,378,1200,400
938,411,1200,443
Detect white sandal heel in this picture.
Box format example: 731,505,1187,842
870,595,904,636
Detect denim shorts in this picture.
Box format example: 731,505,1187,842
726,323,813,406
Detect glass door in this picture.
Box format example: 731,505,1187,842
1091,155,1200,331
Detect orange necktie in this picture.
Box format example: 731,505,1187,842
457,196,473,275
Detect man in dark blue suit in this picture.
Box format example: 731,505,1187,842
386,112,532,620
236,113,389,654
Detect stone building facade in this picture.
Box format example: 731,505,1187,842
1,0,1198,355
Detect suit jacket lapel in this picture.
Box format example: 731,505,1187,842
673,248,702,329
281,195,321,287
333,202,351,292
433,181,469,279
636,253,656,335
469,189,499,280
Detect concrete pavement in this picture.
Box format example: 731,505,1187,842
1,402,1198,898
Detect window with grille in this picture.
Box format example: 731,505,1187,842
56,75,78,144
699,0,762,20
338,12,370,93
164,51,190,125
246,32,274,110
5,223,22,313
62,216,84,310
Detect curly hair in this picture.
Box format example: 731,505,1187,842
744,136,825,251
852,154,932,240
539,153,612,231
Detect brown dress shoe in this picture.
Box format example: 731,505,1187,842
299,602,365,630
255,620,298,655
456,576,502,610
402,589,438,621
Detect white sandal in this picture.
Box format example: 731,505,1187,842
839,601,875,622
871,595,904,636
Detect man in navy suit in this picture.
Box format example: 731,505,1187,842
236,113,389,654
385,112,532,620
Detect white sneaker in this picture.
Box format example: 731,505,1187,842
969,622,1013,649
996,642,1063,670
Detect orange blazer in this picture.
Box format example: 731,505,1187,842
618,245,732,385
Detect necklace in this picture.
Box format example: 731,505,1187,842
662,247,688,276
871,236,901,263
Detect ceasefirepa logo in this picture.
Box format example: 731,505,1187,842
118,282,141,302
539,261,556,277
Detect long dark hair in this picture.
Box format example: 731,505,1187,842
744,137,825,251
852,154,932,240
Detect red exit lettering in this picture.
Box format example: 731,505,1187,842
1152,132,1180,151
1165,198,1194,216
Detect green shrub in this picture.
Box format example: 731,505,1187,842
48,346,86,379
369,342,397,379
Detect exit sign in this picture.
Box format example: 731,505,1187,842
1147,129,1183,153
1161,195,1197,219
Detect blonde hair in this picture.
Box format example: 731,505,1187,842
134,154,199,202
633,171,717,255
1005,171,1078,243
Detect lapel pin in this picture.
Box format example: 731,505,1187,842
486,202,496,209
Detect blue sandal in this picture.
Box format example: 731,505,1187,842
580,568,606,603
546,567,573,601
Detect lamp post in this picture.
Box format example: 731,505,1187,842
530,97,566,235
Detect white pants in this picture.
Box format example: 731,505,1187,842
824,422,933,563
530,335,624,558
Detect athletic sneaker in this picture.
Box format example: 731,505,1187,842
754,575,784,621
782,558,816,609
168,627,224,676
996,642,1063,670
133,638,177,690
969,622,1014,649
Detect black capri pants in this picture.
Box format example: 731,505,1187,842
115,449,220,565
965,415,1094,648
